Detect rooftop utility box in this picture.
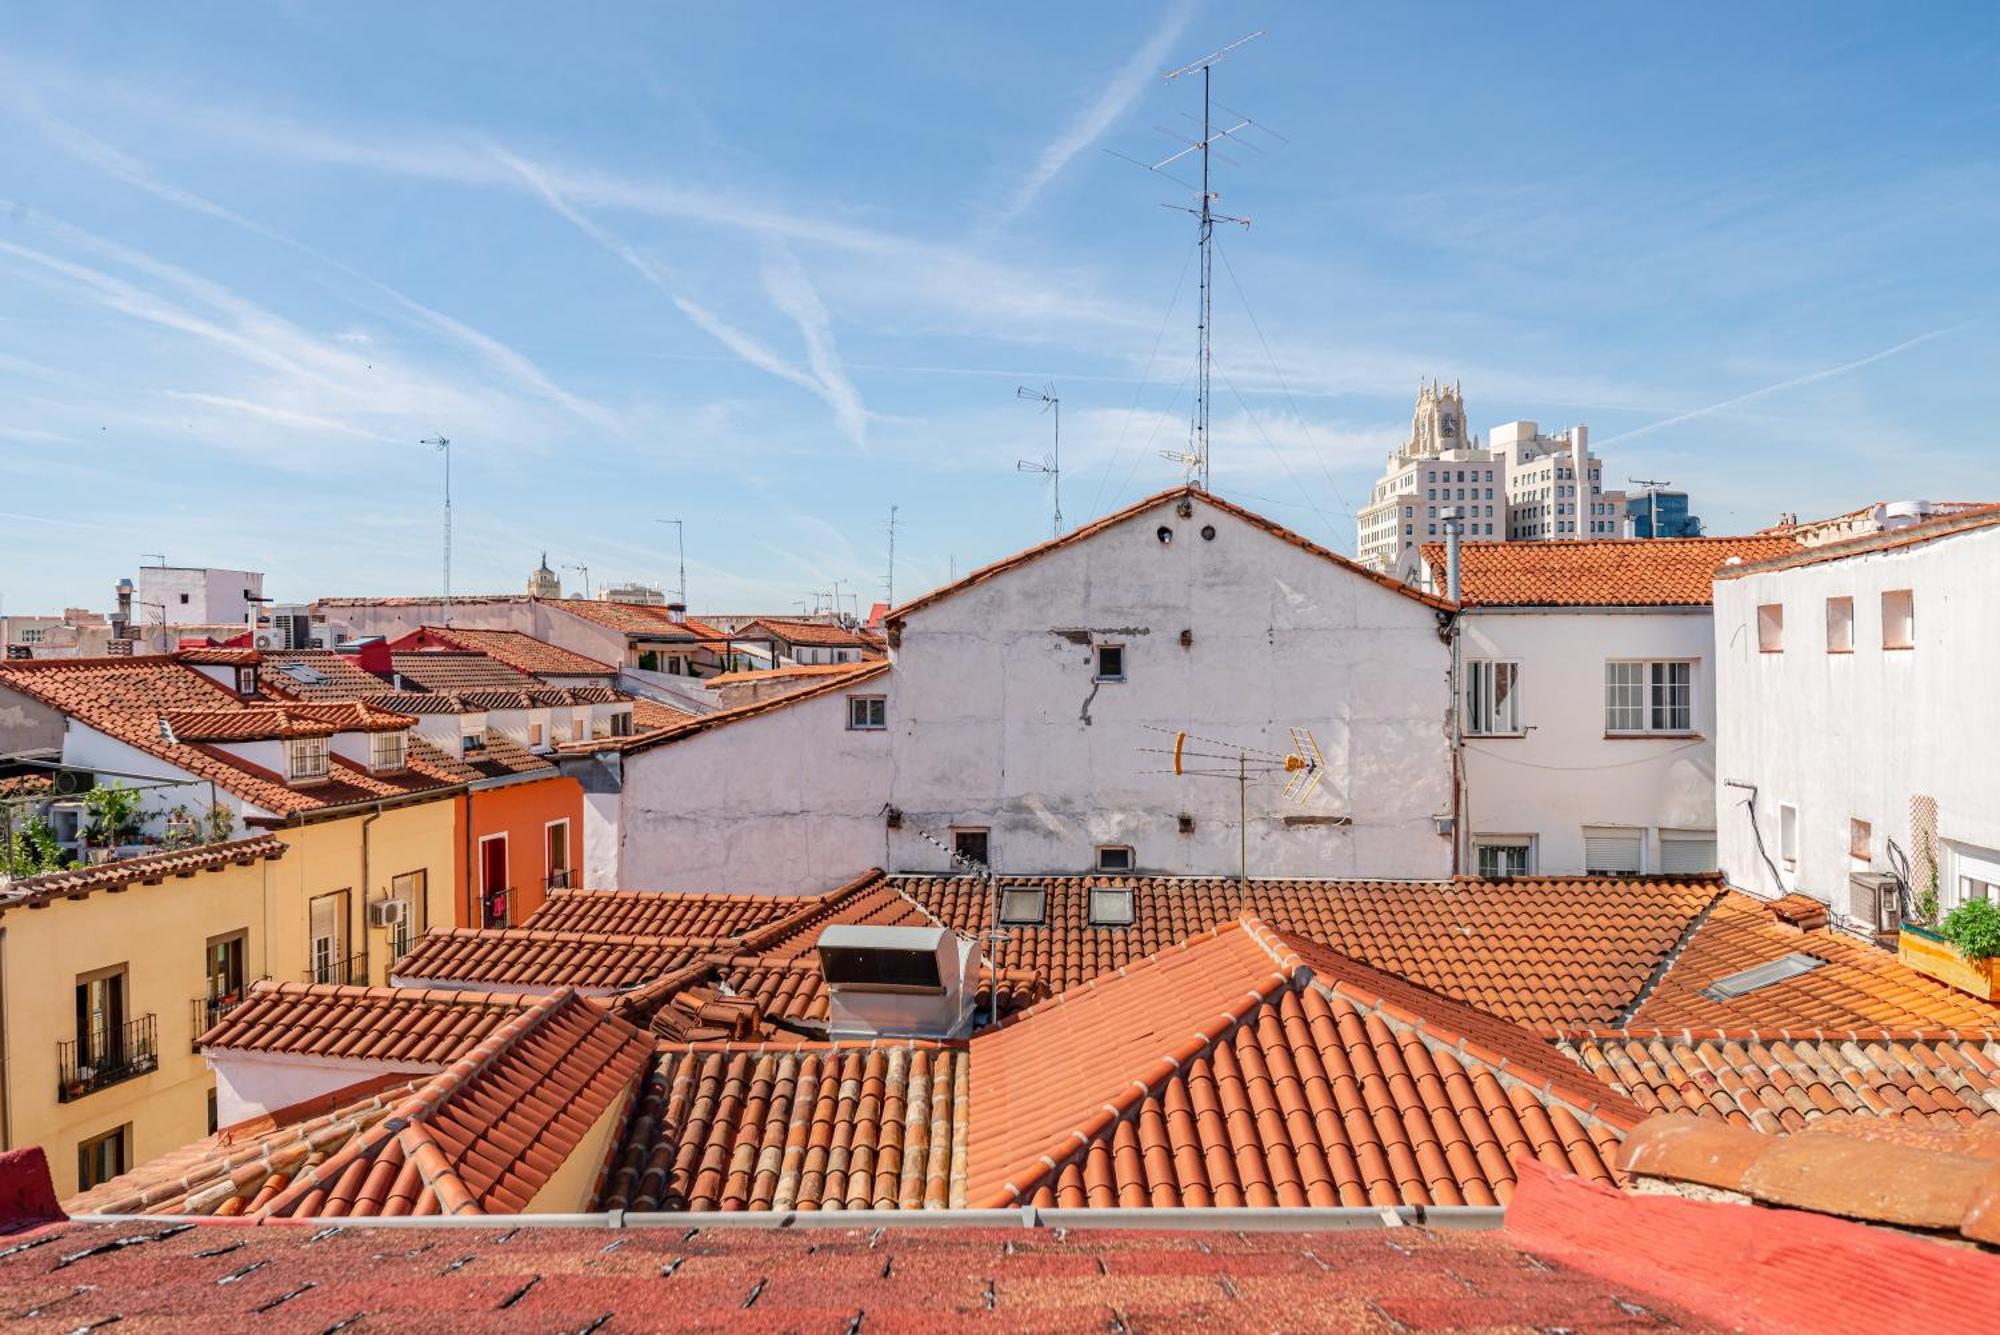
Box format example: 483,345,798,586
817,924,977,1040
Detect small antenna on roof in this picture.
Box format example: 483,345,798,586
1137,721,1329,880
1014,383,1062,537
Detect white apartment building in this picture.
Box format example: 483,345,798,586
1355,381,1505,579
136,566,265,630
594,487,1458,892
1491,421,1624,540
1712,507,2000,934
1423,533,1802,878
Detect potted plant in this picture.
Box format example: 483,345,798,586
1900,898,2000,1001
81,784,146,860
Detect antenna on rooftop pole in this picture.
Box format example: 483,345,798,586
1014,384,1063,537
655,518,687,607
883,504,899,609
565,563,591,599
421,436,452,620
1628,478,1670,540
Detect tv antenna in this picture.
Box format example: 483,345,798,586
1138,722,1328,880
883,504,899,609
655,518,686,607
1628,477,1671,539
1112,31,1271,491
420,436,452,616
565,563,591,599
900,816,1012,956
1014,383,1063,537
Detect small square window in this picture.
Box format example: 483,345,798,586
236,667,257,694
1094,644,1125,682
951,828,989,869
178,593,190,605
1850,818,1872,862
1825,596,1854,653
998,886,1046,925
1881,589,1914,649
1088,887,1135,927
287,736,330,782
1756,603,1784,653
847,696,887,730
1095,845,1134,873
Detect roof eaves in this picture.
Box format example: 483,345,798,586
593,659,891,756
1715,504,2000,579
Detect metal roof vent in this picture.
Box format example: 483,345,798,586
818,924,977,1040
1698,952,1827,1002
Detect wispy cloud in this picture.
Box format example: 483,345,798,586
163,390,402,441
1594,324,1971,447
988,0,1199,230
759,245,867,447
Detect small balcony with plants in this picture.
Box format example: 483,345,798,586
58,1014,159,1102
1899,900,2000,1001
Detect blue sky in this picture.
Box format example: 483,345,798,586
2,2,1995,616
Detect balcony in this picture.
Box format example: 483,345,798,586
190,991,248,1050
545,868,574,891
58,1015,159,1102
304,952,368,986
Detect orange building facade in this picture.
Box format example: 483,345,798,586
453,775,586,928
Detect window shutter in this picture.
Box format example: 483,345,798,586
1584,835,1643,874
1659,837,1717,874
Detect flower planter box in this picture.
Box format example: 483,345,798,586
1899,923,2000,1001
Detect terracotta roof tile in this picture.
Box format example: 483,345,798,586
409,626,616,677
0,834,286,914
198,981,550,1067
386,651,546,694
543,599,731,641
629,697,698,732
701,661,876,688
391,927,703,992
1631,891,2000,1031
893,873,1721,1029
737,618,875,649
258,650,395,701
524,885,817,939
1418,535,1804,607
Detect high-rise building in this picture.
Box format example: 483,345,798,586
1491,421,1624,540
1624,489,1703,538
1354,381,1504,580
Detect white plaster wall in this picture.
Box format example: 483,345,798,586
617,682,893,891
210,1049,434,1128
1461,608,1718,874
319,599,630,670
1714,526,2000,915
886,494,1450,879
61,725,271,827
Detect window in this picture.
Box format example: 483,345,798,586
1849,818,1872,863
950,828,989,870
1756,603,1784,653
1465,661,1519,735
847,696,887,730
1583,830,1643,875
1825,596,1853,653
529,721,545,747
389,871,425,960
287,736,329,782
1095,845,1134,873
1604,660,1693,734
74,966,127,1071
1088,887,1135,927
309,890,349,983
1779,804,1799,871
235,666,256,693
1659,831,1717,874
545,820,572,890
1945,842,2000,910
461,730,487,756
77,1126,129,1192
610,710,635,737
1475,840,1532,878
1094,644,1125,681
369,730,407,773
998,885,1046,925
178,593,190,605
479,835,509,927
1881,589,1914,649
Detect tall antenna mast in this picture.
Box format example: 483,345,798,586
883,504,899,608
1158,32,1261,490
656,518,687,606
1014,383,1062,537
421,436,452,619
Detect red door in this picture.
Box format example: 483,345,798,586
480,837,509,926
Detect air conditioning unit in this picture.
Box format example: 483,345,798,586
818,924,977,1040
368,898,408,929
253,632,278,650
1846,872,1903,935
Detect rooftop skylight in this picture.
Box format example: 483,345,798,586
1698,952,1827,1002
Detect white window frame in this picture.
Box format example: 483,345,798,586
236,667,257,694
1094,644,1125,682
1944,840,2000,911
1465,660,1520,736
1474,837,1534,879
1881,589,1914,650
1604,659,1695,735
1658,830,1718,874
369,730,407,774
544,818,573,891
287,736,330,782
1825,596,1854,653
1582,827,1645,876
1088,887,1136,928
847,695,887,731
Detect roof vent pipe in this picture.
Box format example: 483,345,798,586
1441,508,1463,603
665,602,687,625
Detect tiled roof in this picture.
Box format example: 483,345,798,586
588,659,891,755
403,731,554,784
629,696,698,732
543,598,731,641
409,625,616,677
598,1042,969,1211
887,485,1453,625
738,617,871,648
197,981,549,1067
1628,891,2000,1031
71,989,650,1218
0,656,460,817
390,927,702,992
0,1220,1714,1331
891,873,1722,1029
258,650,393,701
1564,1032,2000,1133
161,705,333,740
1718,503,2000,578
387,651,545,694
171,646,262,665
968,917,1629,1210
1619,1113,2000,1249
701,660,875,688
1418,535,1804,607
0,773,53,798
524,885,822,939
0,834,287,914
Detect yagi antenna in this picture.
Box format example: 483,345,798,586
1107,30,1275,493
1139,720,1329,881
1014,383,1063,537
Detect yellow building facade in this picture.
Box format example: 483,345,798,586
0,795,457,1198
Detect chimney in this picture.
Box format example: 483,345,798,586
665,602,687,625
113,579,134,638
336,636,393,678
817,924,978,1039
1442,508,1463,602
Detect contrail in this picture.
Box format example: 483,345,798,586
1595,324,1970,447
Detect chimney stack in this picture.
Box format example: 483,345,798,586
666,602,687,625
1442,508,1463,603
